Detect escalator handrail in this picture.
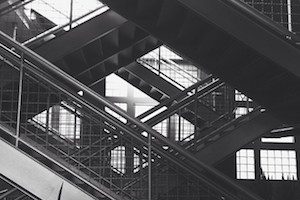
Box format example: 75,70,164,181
0,122,124,200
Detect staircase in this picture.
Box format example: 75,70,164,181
100,0,300,124
32,9,160,88
118,62,220,124
0,28,268,200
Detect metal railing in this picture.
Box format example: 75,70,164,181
227,0,300,42
137,47,200,90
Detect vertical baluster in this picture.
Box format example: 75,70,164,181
69,0,74,30
194,87,198,138
16,53,24,147
158,46,161,74
148,131,151,200
45,93,50,149
287,0,292,31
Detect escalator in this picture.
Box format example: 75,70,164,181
0,28,267,200
0,123,112,200
101,0,300,124
0,173,36,200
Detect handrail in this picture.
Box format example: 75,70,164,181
0,30,264,200
23,5,108,46
138,50,199,88
149,49,200,82
137,75,213,121
138,58,186,90
224,0,300,43
0,0,35,17
144,79,224,127
182,106,261,151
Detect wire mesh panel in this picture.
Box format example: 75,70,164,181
241,0,300,34
242,0,289,27
0,61,136,198
0,60,19,129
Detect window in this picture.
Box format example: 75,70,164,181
260,150,297,180
235,107,253,118
261,136,295,143
110,146,141,174
31,104,80,141
236,149,255,179
105,103,127,123
153,119,168,138
139,46,199,90
235,90,252,102
133,88,151,98
175,115,194,141
105,74,128,97
134,104,156,117
111,146,126,174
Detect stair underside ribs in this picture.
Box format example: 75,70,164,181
34,9,161,90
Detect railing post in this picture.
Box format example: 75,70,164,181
287,0,292,32
148,132,152,200
45,94,50,147
16,53,24,147
158,46,161,74
69,0,74,30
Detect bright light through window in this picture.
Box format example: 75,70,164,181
24,0,107,28
110,146,140,174
105,103,127,123
236,149,255,179
261,150,297,180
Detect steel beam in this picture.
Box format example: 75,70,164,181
34,9,127,61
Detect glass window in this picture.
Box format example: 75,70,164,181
110,146,141,174
105,103,127,123
261,136,295,143
134,104,156,117
260,150,297,180
31,104,80,141
236,149,255,179
153,119,168,137
111,146,126,174
105,74,128,97
235,107,253,118
174,115,194,141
